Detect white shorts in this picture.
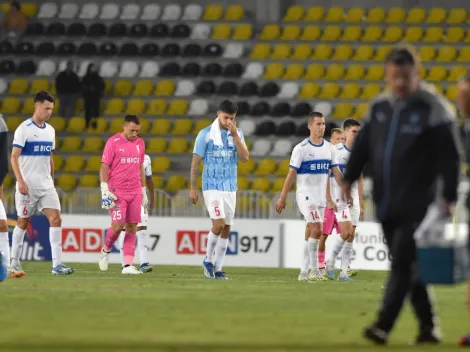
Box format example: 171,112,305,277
334,204,360,227
15,188,61,218
0,199,6,221
138,205,148,228
202,190,236,226
296,194,325,223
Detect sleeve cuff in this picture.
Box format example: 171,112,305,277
289,165,299,171
12,144,23,149
145,174,152,179
330,164,338,168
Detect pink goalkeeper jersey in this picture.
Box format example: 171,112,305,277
101,133,145,194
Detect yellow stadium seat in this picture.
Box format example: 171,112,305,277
423,27,443,43
212,24,231,40
305,6,324,21
2,173,12,188
304,64,324,80
133,80,153,97
52,154,63,171
8,78,28,94
319,83,340,99
104,80,111,94
81,137,103,153
238,159,255,175
353,45,373,61
79,174,99,188
271,44,291,59
339,83,360,99
321,25,341,41
436,46,457,62
146,99,167,115
382,26,403,42
113,80,133,96
344,64,365,80
250,44,271,59
232,24,252,40
419,66,427,79
280,25,301,40
374,46,392,61
458,47,470,63
151,118,171,134
345,8,364,22
362,26,382,42
275,160,289,176
21,2,37,16
284,64,304,80
63,155,85,172
446,86,459,101
138,117,150,133
57,174,76,192
54,137,61,150
298,83,320,99
447,8,467,24
361,84,382,99
448,66,467,82
30,79,50,93
152,156,170,174
193,119,211,134
86,117,107,134
155,80,175,96
20,97,34,114
405,8,426,24
291,45,312,61
403,27,423,42
6,116,23,131
238,176,249,190
300,25,321,41
0,2,11,12
426,8,447,24
333,103,353,119
61,136,81,152
171,119,192,135
325,7,344,22
167,99,188,115
332,45,353,60
224,4,244,20
125,99,145,115
264,63,284,79
445,27,464,43
104,98,124,115
147,138,167,153
340,26,362,41
418,46,436,62
260,24,280,40
165,175,186,193
85,156,102,172
311,44,332,60
47,117,65,132
283,5,304,21
353,103,369,119
66,116,85,133
108,119,123,134
325,64,345,80
251,177,270,192
366,8,386,23
427,66,447,82
203,4,223,20
254,159,276,175
152,175,164,189
364,65,384,81
386,8,405,23
167,138,188,154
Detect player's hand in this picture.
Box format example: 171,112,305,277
18,180,29,195
275,197,286,214
142,187,149,214
360,206,365,219
226,120,238,135
458,78,470,118
189,189,198,204
100,182,117,209
341,182,352,205
327,200,337,212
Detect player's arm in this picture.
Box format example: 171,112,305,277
0,117,8,192
146,175,155,210
50,152,54,181
275,146,301,213
233,130,249,162
190,154,201,191
189,130,207,204
11,125,28,194
100,141,117,208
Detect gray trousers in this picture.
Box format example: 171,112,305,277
58,94,77,119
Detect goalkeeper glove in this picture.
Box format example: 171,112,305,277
101,182,117,209
142,187,149,214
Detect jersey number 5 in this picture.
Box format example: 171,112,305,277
112,210,122,221
213,205,220,217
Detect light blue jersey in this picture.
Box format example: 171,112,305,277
193,126,245,192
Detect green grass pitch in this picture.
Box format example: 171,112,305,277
0,262,467,352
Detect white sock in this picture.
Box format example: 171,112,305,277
307,238,319,273
300,240,309,273
214,237,228,272
341,242,354,275
11,226,26,266
205,231,219,263
119,232,125,266
49,227,62,267
327,236,346,268
0,232,10,267
137,230,149,265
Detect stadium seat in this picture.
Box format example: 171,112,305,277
353,45,374,61
162,4,181,20
84,156,102,172
250,44,270,59
405,7,426,23
448,66,467,82
283,5,304,21
36,59,56,76
63,155,85,172
61,136,81,152
300,25,321,41
447,8,466,24
251,177,270,192
264,63,284,79
38,2,58,19
225,4,244,20
155,80,175,96
238,159,255,175
0,79,6,95
260,25,280,40
167,99,188,115
57,174,76,192
2,97,20,114
237,120,255,136
126,99,145,115
298,82,320,99
149,118,170,135
120,4,140,20
52,154,63,170
319,83,340,99
119,61,139,78
403,27,423,42
6,116,23,131
140,4,160,20
8,78,28,94
345,8,364,22
436,46,457,62
458,47,470,62
165,175,186,192
312,44,332,60
67,116,86,133
223,43,243,58
382,26,403,42
30,79,50,93
133,80,153,97
427,66,447,82
341,26,362,42
79,174,99,188
271,140,292,157
364,65,384,80
251,139,271,156
284,64,304,80
212,24,231,40
104,98,124,115
361,84,382,99
87,118,107,133
366,8,386,23
146,99,167,115
19,98,34,114
339,83,360,99
99,3,119,20
325,64,345,80
281,25,301,40
182,4,202,20
445,27,464,43
446,85,459,100
418,46,436,62
353,103,369,118
386,8,405,23
188,99,209,115
58,3,79,19
325,7,344,22
304,6,324,21
79,3,99,20
203,4,223,20
271,44,291,59
81,137,103,153
362,26,382,41
333,102,354,119
314,102,333,117
151,156,170,174
426,8,447,24
321,25,342,41
291,44,312,60
304,64,324,80
232,24,252,40
113,80,133,96
171,119,192,135
423,27,443,42
254,159,276,175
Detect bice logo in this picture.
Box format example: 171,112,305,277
176,231,238,255
62,228,121,253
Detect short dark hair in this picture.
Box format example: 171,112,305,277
218,100,238,114
343,119,361,130
385,45,420,67
124,114,140,125
308,111,324,123
34,91,55,103
330,128,344,135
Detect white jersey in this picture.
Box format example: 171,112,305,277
290,138,338,207
143,154,152,178
12,118,55,190
330,143,359,205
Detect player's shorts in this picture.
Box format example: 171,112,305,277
0,199,6,221
334,203,360,227
16,188,61,218
296,194,325,224
202,190,236,226
138,205,148,228
323,207,339,235
110,192,142,224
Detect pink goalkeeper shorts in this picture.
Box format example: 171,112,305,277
323,207,339,235
109,192,142,224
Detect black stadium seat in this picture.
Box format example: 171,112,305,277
140,43,159,57
0,41,13,55
161,43,180,57
203,43,222,57
296,123,310,137
255,121,276,136
276,121,296,136
181,62,200,76
57,42,76,56
87,23,107,37
202,63,222,77
236,101,250,116
68,22,86,36
46,22,65,36
14,42,34,55
36,42,55,56
150,23,169,38
224,63,243,77
77,42,97,56
259,82,279,97
240,81,258,96
218,81,239,96
182,44,201,57
196,81,216,95
159,62,180,76
25,22,44,36
109,23,127,37
271,102,291,117
251,101,270,116
292,102,312,117
129,24,148,38
16,60,36,75
171,24,190,38
99,42,117,56
119,43,139,56
0,60,15,75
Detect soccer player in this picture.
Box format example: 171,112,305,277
119,153,155,273
326,119,364,281
10,91,74,275
190,100,249,280
318,128,344,275
98,114,148,275
275,112,345,281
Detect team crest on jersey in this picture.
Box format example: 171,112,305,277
210,200,220,206
136,145,140,153
307,204,317,211
114,137,120,142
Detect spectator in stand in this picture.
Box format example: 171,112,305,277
82,63,105,129
1,1,27,41
55,61,81,119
